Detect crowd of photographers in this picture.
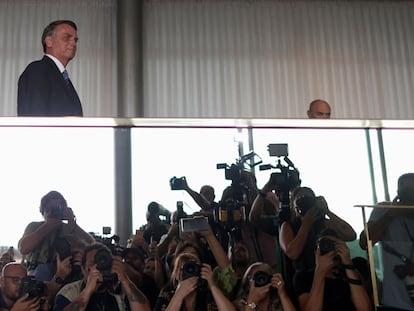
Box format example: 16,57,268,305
0,156,413,310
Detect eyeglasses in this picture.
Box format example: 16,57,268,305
2,276,23,284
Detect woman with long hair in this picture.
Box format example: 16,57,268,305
234,262,296,311
154,252,236,311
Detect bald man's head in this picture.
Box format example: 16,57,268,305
307,99,331,119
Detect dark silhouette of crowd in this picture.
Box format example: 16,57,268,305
3,172,414,310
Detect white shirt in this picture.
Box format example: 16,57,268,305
45,54,66,74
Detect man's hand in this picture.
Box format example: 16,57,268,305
62,206,76,224
112,256,129,284
10,294,40,311
84,265,102,295
56,254,72,280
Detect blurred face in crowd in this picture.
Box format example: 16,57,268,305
124,251,144,272
0,263,27,303
200,185,215,204
143,258,155,278
291,187,315,216
232,241,250,266
307,100,331,119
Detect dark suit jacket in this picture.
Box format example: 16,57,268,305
17,56,83,116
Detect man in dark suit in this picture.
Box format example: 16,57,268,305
17,20,83,116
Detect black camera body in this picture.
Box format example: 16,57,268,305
181,261,207,288
318,237,336,255
49,205,64,219
269,168,300,194
19,276,47,299
170,176,186,190
252,271,272,287
182,261,202,280
296,196,316,216
147,202,172,224
94,248,118,283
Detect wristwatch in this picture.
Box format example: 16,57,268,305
53,275,65,285
247,302,257,310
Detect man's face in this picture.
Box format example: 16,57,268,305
124,252,144,271
307,101,331,119
0,264,27,302
45,23,78,66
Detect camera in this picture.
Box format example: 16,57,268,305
147,201,171,224
170,176,186,190
318,237,335,255
259,143,301,223
182,261,202,280
91,227,125,258
217,152,262,185
180,217,209,233
19,276,47,299
252,271,272,287
49,205,64,219
217,199,245,226
296,195,316,216
94,248,118,283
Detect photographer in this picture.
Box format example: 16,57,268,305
359,173,414,311
293,229,371,311
0,262,47,311
18,191,94,282
170,176,217,214
279,186,356,273
154,221,237,309
234,262,296,311
54,242,151,311
142,202,170,245
153,253,235,311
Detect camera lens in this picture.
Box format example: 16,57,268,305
94,248,113,271
318,238,335,255
253,271,271,287
296,196,315,216
181,261,201,280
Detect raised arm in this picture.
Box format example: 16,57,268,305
112,257,151,311
199,225,230,268
18,219,62,255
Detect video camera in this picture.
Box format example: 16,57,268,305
217,151,262,188
91,227,125,257
147,201,172,224
216,151,262,231
259,144,301,222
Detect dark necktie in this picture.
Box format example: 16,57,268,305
62,69,70,86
